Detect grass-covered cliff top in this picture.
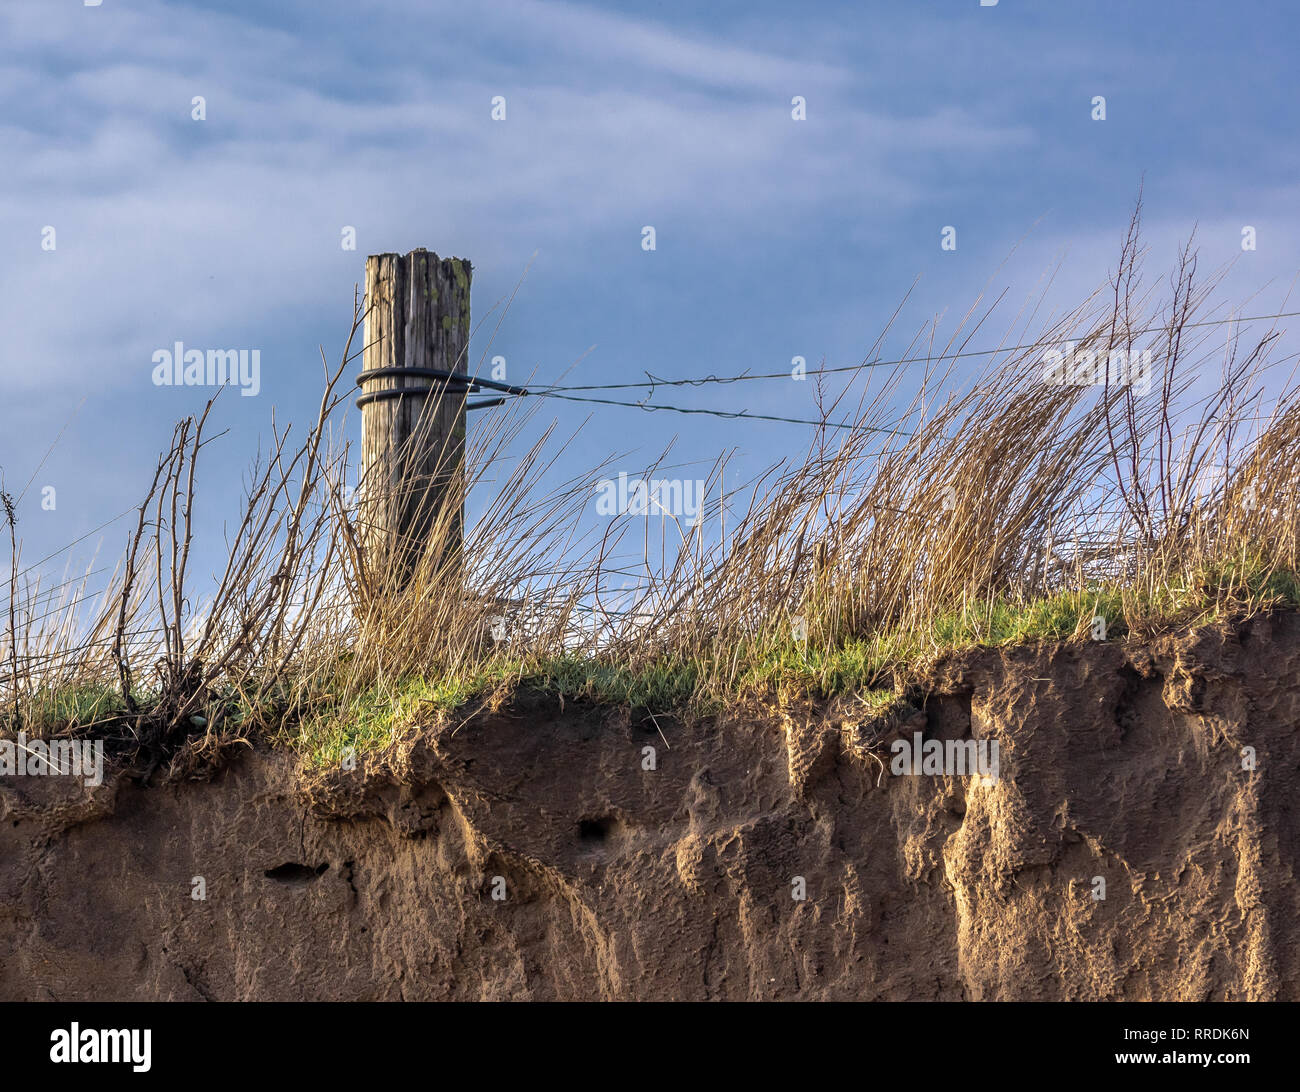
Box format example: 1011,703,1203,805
6,220,1300,772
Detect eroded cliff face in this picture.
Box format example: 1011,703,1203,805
2,614,1297,1001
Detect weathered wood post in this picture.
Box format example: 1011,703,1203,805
357,249,472,587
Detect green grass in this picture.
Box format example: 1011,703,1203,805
285,567,1300,765
280,654,704,766
23,683,128,730
12,566,1300,769
283,672,491,766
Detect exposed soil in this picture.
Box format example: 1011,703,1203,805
2,613,1297,1000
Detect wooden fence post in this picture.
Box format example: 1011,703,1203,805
357,248,471,587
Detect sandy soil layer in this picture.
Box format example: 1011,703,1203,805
2,615,1296,1000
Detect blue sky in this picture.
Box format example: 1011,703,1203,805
2,0,1298,594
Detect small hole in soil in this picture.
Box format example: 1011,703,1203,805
265,862,329,883
579,818,612,843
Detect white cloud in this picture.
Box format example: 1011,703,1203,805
0,0,1028,395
